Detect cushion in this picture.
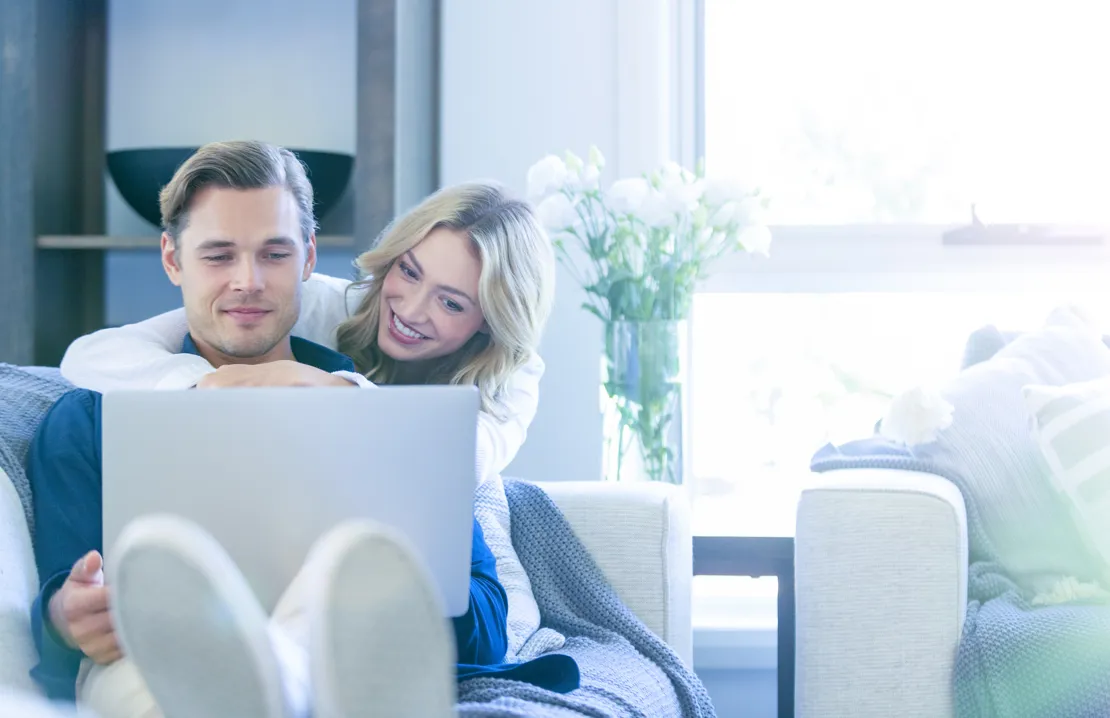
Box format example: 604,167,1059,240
0,467,41,694
0,364,73,538
1025,375,1110,580
815,308,1110,593
473,475,541,661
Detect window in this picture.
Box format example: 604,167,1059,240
703,0,1110,225
689,288,1110,537
690,0,1110,539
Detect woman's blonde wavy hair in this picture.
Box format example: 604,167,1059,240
336,181,556,417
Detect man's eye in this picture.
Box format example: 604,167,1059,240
205,255,231,262
267,253,292,260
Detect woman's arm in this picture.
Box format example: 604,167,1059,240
59,308,205,390
474,353,544,483
59,273,356,391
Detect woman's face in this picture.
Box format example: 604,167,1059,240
377,227,487,362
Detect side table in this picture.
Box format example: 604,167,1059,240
693,536,795,718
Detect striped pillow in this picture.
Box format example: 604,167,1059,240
1025,375,1110,571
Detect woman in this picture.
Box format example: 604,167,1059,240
59,182,554,484
85,182,577,718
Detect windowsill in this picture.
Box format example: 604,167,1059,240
692,581,779,672
693,624,777,671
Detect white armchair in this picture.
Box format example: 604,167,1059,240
0,473,693,714
794,468,969,718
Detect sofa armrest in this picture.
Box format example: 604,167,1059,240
534,481,693,667
796,469,968,718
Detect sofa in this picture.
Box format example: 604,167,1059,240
792,310,1110,718
794,467,967,718
0,461,693,714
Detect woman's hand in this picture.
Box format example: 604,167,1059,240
195,361,357,389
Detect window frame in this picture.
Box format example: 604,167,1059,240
662,0,1110,529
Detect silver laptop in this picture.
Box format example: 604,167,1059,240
101,386,479,617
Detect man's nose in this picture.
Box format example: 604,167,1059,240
229,257,264,293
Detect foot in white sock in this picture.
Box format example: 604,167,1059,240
106,514,293,718
304,521,456,718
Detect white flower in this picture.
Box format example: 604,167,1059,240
736,224,772,256
639,189,678,227
702,177,755,209
649,161,704,218
535,193,578,232
588,145,606,170
607,178,651,215
879,385,955,447
710,201,736,228
564,150,584,174
526,155,569,201
578,164,601,191
662,178,704,215
658,161,696,186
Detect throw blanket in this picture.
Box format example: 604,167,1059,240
812,444,1110,718
0,364,72,539
458,479,715,718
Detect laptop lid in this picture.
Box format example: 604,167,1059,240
102,386,478,616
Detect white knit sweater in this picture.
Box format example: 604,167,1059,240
58,273,544,483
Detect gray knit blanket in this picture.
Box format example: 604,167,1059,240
812,446,1110,718
0,364,73,538
458,479,715,718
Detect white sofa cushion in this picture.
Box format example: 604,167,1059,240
0,467,41,694
1025,375,1110,580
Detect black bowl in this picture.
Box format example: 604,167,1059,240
106,147,354,229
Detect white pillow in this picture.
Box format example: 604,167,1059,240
473,475,540,661
0,467,42,695
1025,374,1110,577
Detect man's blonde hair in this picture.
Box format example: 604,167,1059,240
159,140,317,243
337,181,556,417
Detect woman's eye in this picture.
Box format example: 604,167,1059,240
443,298,463,313
400,262,418,279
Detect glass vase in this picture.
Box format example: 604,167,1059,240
600,319,688,484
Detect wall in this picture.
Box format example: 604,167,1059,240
440,0,619,484
103,0,359,325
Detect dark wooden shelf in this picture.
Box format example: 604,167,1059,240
37,235,356,250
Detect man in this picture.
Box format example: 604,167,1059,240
26,140,509,717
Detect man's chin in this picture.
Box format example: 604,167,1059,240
210,331,284,362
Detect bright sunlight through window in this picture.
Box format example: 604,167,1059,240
692,0,1110,541
703,0,1110,225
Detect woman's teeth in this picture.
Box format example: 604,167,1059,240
393,312,427,340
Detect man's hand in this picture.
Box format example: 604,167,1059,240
195,361,357,389
47,551,121,664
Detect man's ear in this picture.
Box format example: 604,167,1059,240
302,234,318,281
161,233,183,286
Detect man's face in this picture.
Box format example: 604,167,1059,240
161,186,316,367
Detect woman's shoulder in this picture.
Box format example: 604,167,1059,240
304,272,367,317
292,273,366,347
